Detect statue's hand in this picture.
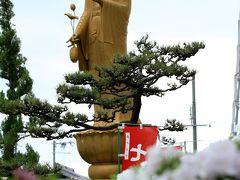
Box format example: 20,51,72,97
67,34,80,47
92,0,103,6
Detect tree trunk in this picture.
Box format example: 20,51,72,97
130,93,142,124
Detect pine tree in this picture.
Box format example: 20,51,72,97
0,35,205,140
0,0,33,160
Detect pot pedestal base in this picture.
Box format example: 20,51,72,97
74,130,122,180
89,163,119,179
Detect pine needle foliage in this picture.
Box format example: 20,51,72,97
0,0,33,160
0,35,204,140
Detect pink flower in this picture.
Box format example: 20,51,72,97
13,167,38,180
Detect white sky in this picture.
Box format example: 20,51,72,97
0,0,239,177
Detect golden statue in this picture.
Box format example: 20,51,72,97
67,0,132,125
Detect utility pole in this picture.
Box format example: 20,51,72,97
53,140,56,168
52,140,74,168
192,75,197,153
232,12,240,136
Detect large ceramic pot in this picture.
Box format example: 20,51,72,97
74,129,123,179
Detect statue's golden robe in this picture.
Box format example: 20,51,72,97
73,0,132,125
75,0,131,71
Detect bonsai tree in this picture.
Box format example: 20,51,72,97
0,35,205,140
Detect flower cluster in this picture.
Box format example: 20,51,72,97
117,139,240,180
13,167,38,180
